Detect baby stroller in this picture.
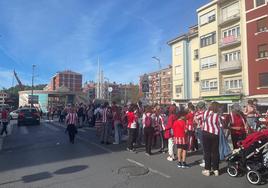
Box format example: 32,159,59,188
226,130,268,185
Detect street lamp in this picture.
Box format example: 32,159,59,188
31,64,36,108
152,56,162,105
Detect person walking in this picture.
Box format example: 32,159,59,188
229,103,248,149
244,99,257,131
185,103,196,152
65,107,78,144
164,105,177,161
1,108,9,136
142,106,154,156
201,102,222,176
77,103,84,128
155,105,166,153
112,102,122,145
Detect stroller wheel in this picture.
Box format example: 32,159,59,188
227,165,239,177
246,170,261,185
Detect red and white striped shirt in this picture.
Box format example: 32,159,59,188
202,110,222,135
186,111,194,131
66,112,78,125
194,110,204,129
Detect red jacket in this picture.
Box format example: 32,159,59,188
173,119,186,138
164,114,177,139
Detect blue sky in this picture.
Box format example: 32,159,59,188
0,0,209,88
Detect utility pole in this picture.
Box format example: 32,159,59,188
31,64,36,108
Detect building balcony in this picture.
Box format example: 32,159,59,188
219,13,240,27
219,35,241,49
221,88,243,95
219,60,242,72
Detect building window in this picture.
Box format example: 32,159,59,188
258,44,268,58
223,51,241,62
194,72,199,82
175,46,182,56
194,49,199,59
201,79,218,91
225,78,242,89
200,55,217,69
259,73,268,87
255,0,266,7
200,32,216,47
200,10,216,25
175,65,182,75
223,25,240,38
257,18,268,32
221,2,239,22
175,85,182,94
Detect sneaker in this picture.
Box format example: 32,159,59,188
145,152,151,156
167,156,173,161
126,148,131,151
177,162,182,168
199,162,205,168
213,170,219,176
202,170,210,176
113,142,119,145
181,162,190,169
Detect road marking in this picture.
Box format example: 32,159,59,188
45,124,60,132
126,158,145,167
126,158,171,179
20,127,29,135
78,129,86,133
76,136,112,153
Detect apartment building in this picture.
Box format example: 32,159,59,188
168,25,199,104
245,0,268,103
145,66,172,105
0,92,8,105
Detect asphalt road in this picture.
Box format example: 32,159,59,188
0,120,266,188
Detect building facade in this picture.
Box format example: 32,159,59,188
0,92,8,105
48,70,82,92
245,0,268,103
145,66,172,105
168,26,199,104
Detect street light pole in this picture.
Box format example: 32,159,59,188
31,64,36,108
152,56,162,105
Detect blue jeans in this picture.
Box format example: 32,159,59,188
114,122,122,144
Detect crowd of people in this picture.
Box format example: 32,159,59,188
59,98,268,177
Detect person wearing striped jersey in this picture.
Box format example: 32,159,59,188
65,107,78,144
185,103,196,152
194,101,206,167
154,105,166,153
173,111,190,168
201,102,222,176
229,103,248,149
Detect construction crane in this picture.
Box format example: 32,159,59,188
13,70,24,90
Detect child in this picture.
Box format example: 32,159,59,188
173,111,190,168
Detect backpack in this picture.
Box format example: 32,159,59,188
145,115,152,128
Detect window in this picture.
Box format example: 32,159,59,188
259,73,268,87
200,55,217,69
223,51,241,62
257,18,268,32
200,32,216,47
194,72,199,82
175,85,182,94
225,78,242,89
200,10,216,25
194,49,199,59
201,79,218,91
175,65,182,75
175,46,182,56
221,2,240,22
255,0,266,7
258,44,268,58
223,25,240,38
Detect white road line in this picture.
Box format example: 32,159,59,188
76,136,113,153
126,158,171,179
20,127,29,135
126,158,145,167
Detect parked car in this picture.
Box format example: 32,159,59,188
9,110,19,120
17,108,40,126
